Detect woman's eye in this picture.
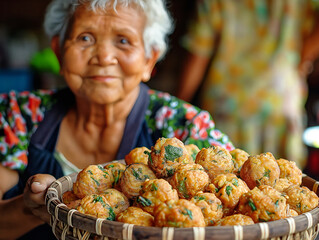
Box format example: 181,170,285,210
119,38,129,45
77,34,94,45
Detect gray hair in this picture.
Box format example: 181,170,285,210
44,0,174,60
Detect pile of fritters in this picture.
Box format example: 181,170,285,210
62,137,319,228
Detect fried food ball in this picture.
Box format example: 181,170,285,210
77,194,115,220
73,165,114,198
190,192,223,226
185,144,200,161
284,185,319,214
274,178,294,193
104,162,126,190
230,148,249,176
148,137,193,178
116,207,154,227
120,163,156,199
237,185,287,223
101,188,129,215
125,147,150,165
212,173,249,215
136,179,178,215
169,163,209,199
195,145,234,180
205,183,218,193
288,209,299,217
154,199,205,228
277,158,302,186
62,191,81,209
240,152,280,189
214,214,254,226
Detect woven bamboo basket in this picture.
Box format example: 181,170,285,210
46,170,319,240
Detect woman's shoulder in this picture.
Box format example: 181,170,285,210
146,88,234,151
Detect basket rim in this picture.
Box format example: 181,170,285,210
45,172,319,240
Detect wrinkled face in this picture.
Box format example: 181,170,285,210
59,4,156,104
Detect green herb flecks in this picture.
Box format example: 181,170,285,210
264,169,271,178
164,145,183,161
167,221,181,227
106,207,116,221
132,168,142,180
92,195,106,207
226,185,233,196
112,170,120,187
166,168,175,176
91,177,100,186
150,183,158,191
178,177,189,199
144,150,152,164
87,170,93,175
181,209,193,220
97,165,105,171
248,199,257,211
137,196,152,207
275,200,279,207
232,178,238,186
194,195,206,201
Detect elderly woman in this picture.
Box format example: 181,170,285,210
0,0,233,239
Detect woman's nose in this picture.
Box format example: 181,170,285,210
89,43,118,66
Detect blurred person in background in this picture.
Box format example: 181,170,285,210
176,0,319,169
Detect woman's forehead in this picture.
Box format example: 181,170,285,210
71,2,146,29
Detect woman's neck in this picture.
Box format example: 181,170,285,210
74,85,140,128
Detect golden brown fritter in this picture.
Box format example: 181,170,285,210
240,152,280,189
104,162,126,190
277,158,302,186
185,144,200,161
148,137,193,178
77,194,115,220
154,199,205,228
214,214,254,226
237,185,287,223
190,192,223,226
62,191,81,209
116,206,154,227
125,147,150,165
284,185,319,214
101,188,129,215
195,145,234,180
120,163,156,199
230,148,249,176
136,178,178,215
212,173,249,215
73,165,114,198
62,190,79,205
274,178,294,193
169,163,209,199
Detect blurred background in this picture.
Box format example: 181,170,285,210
0,0,318,178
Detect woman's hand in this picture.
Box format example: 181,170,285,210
23,174,56,224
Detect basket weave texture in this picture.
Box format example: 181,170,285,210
46,172,319,240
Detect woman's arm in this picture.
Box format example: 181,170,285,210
0,174,55,239
176,52,210,102
0,165,19,199
0,195,43,240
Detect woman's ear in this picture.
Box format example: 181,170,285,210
142,49,160,82
51,36,62,65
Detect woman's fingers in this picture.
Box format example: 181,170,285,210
23,174,56,222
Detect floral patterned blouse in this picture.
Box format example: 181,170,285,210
0,85,233,174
